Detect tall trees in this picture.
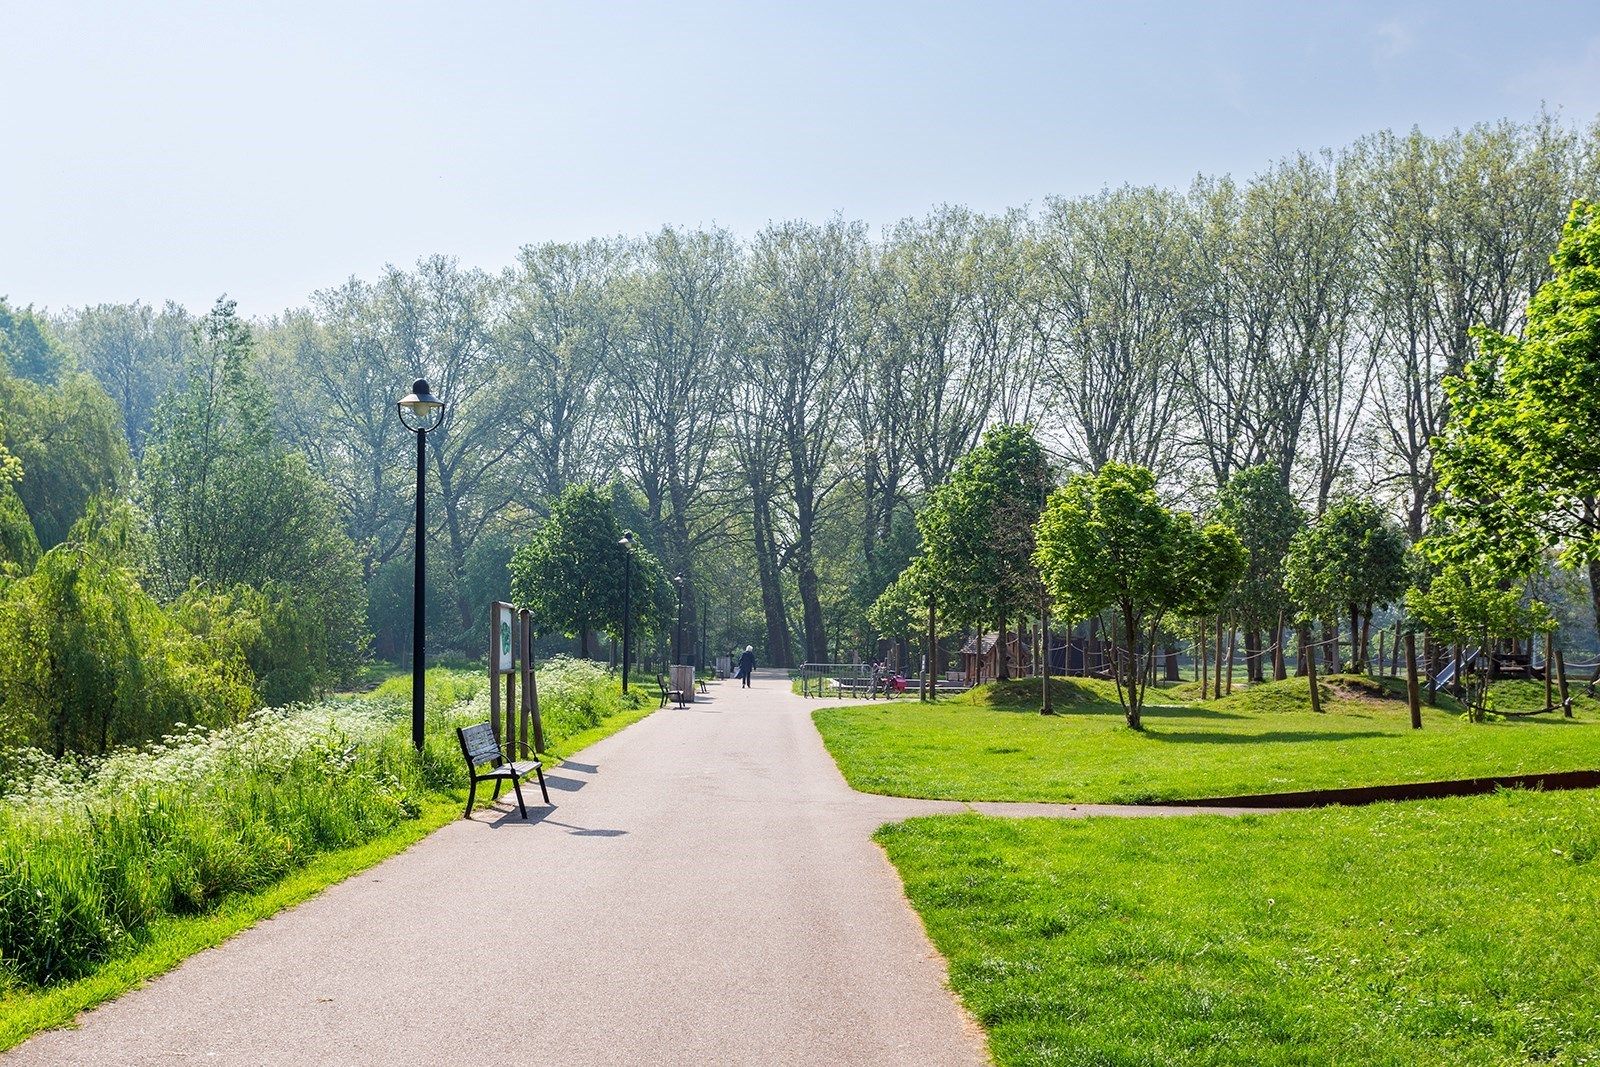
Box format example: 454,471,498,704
379,257,527,643
1034,187,1190,477
610,226,744,664
1361,120,1579,538
501,240,625,501
141,299,367,690
261,281,412,583
60,301,191,455
747,218,866,664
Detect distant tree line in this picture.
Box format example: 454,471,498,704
0,114,1594,746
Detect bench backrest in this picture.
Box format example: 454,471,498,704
458,722,502,768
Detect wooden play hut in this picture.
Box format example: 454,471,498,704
959,631,1034,684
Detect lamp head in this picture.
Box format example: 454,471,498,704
397,379,445,431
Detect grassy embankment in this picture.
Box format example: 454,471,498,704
814,674,1600,804
880,790,1600,1065
0,658,651,1051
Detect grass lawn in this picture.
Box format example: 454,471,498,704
815,675,1600,804
878,791,1600,1066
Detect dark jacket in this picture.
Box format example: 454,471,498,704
737,650,756,677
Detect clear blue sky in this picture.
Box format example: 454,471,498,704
4,0,1598,316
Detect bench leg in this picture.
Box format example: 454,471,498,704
464,777,477,819
534,764,551,805
491,779,503,802
510,775,528,819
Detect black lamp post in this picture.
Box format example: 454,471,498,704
618,532,634,693
672,573,685,665
397,378,444,750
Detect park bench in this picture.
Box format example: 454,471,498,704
658,673,688,709
456,721,550,820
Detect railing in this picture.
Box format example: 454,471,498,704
796,662,881,699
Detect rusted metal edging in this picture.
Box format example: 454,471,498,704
1166,769,1600,809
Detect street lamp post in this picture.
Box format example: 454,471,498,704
396,379,445,750
672,574,685,665
618,532,634,693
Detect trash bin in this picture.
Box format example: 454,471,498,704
670,664,696,704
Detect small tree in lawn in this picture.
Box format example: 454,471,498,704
869,554,963,700
510,483,667,658
1216,464,1305,681
1035,463,1245,729
917,425,1052,681
1284,498,1409,672
1406,559,1553,721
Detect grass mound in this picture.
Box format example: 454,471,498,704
961,676,1125,711
879,790,1600,1065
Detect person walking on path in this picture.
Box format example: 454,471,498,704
737,645,756,688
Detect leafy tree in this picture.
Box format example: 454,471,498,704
0,513,255,756
0,483,39,574
0,298,66,384
509,483,669,657
0,369,131,548
1284,498,1409,671
1215,464,1306,680
1433,200,1600,636
1035,463,1245,727
869,553,965,698
0,426,37,573
60,300,192,454
141,298,368,693
917,425,1051,679
1407,561,1554,720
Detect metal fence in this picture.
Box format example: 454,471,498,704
797,662,887,699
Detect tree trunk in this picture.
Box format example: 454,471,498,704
1306,628,1323,715
925,597,937,702
1122,607,1142,729
995,609,1010,680
751,495,793,667
1404,630,1421,728
1198,619,1209,699
1040,595,1054,715
1224,617,1237,695
1245,628,1262,683
1273,611,1287,680
796,534,826,666
1214,614,1226,697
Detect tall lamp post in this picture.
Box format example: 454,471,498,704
672,574,685,665
618,532,634,693
397,379,445,750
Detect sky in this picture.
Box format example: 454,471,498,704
3,0,1599,317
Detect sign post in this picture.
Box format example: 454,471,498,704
490,601,517,752
520,607,545,755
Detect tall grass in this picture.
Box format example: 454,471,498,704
0,658,645,991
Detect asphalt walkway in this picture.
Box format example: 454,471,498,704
7,670,1257,1065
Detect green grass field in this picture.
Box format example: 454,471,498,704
878,790,1600,1066
815,675,1600,804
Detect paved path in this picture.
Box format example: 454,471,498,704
8,671,1260,1066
